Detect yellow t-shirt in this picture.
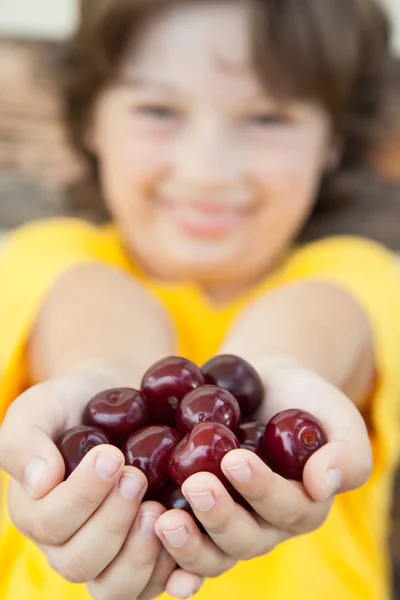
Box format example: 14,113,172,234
1,217,400,600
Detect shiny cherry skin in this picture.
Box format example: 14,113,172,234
261,409,327,480
237,421,266,453
202,354,263,417
159,482,193,514
83,387,151,444
141,356,205,425
57,425,110,479
169,422,240,487
176,385,240,435
123,425,181,496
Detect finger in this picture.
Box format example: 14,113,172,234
87,501,165,599
155,508,236,576
221,449,331,534
303,438,373,502
179,473,287,561
9,445,127,545
138,549,177,600
44,467,147,583
165,570,205,600
0,384,67,498
0,373,119,498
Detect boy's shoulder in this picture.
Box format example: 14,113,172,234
0,217,116,260
2,217,106,243
289,235,399,273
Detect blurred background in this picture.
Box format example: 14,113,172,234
0,0,400,593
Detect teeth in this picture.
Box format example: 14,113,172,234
173,206,241,228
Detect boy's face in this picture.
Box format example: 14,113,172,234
89,1,335,296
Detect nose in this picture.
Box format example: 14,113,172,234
171,118,241,191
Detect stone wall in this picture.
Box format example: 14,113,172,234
0,38,84,228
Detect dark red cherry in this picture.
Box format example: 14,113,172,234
159,482,193,514
176,385,240,435
122,425,181,495
141,356,205,425
83,387,151,444
261,409,327,480
236,421,265,453
169,422,240,487
202,354,263,417
57,425,110,478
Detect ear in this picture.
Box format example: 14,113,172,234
81,102,101,156
82,120,99,157
324,136,343,173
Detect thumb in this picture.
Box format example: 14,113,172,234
2,425,66,499
0,380,70,498
0,373,116,499
303,438,373,503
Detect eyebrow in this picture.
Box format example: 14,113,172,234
114,74,285,107
116,76,180,94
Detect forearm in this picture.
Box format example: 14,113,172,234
220,281,375,409
28,263,176,388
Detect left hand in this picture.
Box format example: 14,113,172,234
154,358,373,581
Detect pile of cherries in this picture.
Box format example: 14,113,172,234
58,355,326,515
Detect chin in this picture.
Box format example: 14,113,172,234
148,251,233,283
128,230,247,283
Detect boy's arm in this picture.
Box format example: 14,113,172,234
28,263,176,388
153,280,376,573
1,263,206,599
220,280,375,410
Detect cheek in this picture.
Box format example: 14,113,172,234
249,138,326,212
98,114,171,191
109,140,168,186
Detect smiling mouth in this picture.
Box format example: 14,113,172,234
158,197,255,239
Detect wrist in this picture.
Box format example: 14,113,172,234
218,349,305,376
53,358,142,390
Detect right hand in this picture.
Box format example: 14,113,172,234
0,371,204,600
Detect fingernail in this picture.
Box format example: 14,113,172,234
178,576,204,599
139,512,159,539
171,589,195,600
188,490,215,512
162,525,189,548
326,468,341,498
94,453,121,479
118,473,145,500
25,458,47,496
227,461,252,483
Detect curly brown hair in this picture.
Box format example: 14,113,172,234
60,0,399,229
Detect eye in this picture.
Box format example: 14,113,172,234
247,113,290,127
134,104,180,120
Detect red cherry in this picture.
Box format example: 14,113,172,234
176,385,240,435
202,354,263,417
57,425,110,478
83,387,151,444
141,356,205,425
123,425,181,496
236,420,265,453
169,422,240,487
261,409,327,480
159,482,193,514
